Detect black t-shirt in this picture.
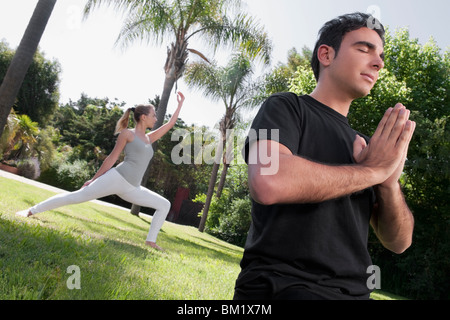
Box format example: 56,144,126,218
236,93,376,299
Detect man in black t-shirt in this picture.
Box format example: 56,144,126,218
234,13,416,300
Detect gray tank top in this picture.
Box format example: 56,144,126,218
115,132,154,187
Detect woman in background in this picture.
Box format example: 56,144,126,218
17,92,185,251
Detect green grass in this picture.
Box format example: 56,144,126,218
0,177,243,300
0,176,406,300
370,290,409,300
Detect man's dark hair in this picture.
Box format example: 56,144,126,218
311,12,385,81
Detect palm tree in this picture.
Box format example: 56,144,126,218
1,110,40,161
0,0,57,136
0,111,19,159
84,0,272,215
185,52,260,232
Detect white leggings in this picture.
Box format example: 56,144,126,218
30,168,171,243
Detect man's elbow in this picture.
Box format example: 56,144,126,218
390,245,410,255
384,238,413,255
249,174,279,206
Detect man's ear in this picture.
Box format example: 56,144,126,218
317,44,335,67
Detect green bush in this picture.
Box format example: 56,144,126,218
213,198,252,247
195,165,252,247
55,160,93,191
39,151,95,191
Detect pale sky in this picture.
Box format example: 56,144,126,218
0,0,448,128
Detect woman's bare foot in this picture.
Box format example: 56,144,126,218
16,210,33,217
145,241,164,251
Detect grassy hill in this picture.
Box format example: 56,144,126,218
0,176,405,300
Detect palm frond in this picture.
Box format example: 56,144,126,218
185,50,261,113
185,61,223,102
83,0,148,19
84,0,271,65
187,48,210,63
187,12,272,66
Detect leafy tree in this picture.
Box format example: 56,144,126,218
0,0,57,136
378,29,449,300
16,50,60,124
83,0,272,215
0,41,61,125
257,46,312,102
55,100,124,163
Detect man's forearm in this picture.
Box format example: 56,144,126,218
249,151,380,205
371,183,414,254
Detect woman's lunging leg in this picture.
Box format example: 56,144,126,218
118,187,171,245
24,169,132,215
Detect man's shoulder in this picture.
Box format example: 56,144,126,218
267,91,300,102
262,92,309,111
260,93,317,121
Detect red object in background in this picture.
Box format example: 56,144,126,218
169,187,190,221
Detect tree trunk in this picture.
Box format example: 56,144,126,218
198,161,220,232
215,163,229,199
0,0,57,136
215,115,234,198
198,129,225,232
216,132,232,198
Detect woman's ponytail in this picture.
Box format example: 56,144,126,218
114,108,134,135
114,105,153,134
